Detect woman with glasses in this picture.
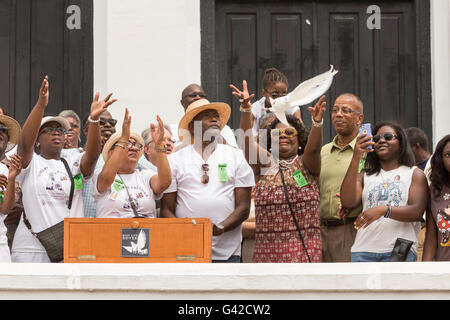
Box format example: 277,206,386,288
92,109,171,219
230,80,326,263
340,121,429,262
11,76,115,263
423,135,450,261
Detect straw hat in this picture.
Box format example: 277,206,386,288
40,116,70,131
102,131,145,162
178,99,231,142
0,115,21,153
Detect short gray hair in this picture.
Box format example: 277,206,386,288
59,110,81,125
141,125,172,146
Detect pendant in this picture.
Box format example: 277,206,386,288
444,193,450,201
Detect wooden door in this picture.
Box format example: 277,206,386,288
206,0,431,144
0,0,93,126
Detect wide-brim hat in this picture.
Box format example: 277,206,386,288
102,131,145,162
40,116,70,131
178,99,231,143
0,115,21,153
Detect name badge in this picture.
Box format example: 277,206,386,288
73,174,83,191
218,164,228,182
110,179,124,201
292,170,308,188
358,154,367,174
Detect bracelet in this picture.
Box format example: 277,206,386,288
88,115,100,123
311,116,323,127
384,204,392,218
240,104,252,113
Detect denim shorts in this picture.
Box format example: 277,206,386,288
351,251,416,262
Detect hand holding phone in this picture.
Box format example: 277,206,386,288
358,123,373,150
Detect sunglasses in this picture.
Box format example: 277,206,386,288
39,127,67,135
185,93,207,99
201,164,209,184
331,107,361,115
99,118,118,126
270,127,298,138
373,132,398,143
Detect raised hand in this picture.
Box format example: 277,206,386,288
120,108,131,143
307,95,327,123
353,132,374,161
90,92,117,121
229,80,255,109
37,76,49,108
8,154,22,180
150,115,165,146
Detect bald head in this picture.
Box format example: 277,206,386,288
336,93,364,114
180,84,206,111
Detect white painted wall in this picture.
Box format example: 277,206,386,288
431,0,450,148
93,0,201,135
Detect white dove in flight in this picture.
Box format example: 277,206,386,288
122,229,148,255
266,65,339,125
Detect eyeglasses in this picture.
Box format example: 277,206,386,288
99,118,118,126
270,127,299,138
39,127,67,135
373,133,398,143
185,93,207,99
0,124,8,134
201,164,209,184
120,141,143,150
331,107,361,115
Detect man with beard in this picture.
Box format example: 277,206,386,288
319,93,364,262
161,99,254,262
80,109,117,217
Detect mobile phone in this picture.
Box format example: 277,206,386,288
358,123,373,150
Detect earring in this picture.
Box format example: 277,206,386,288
299,146,302,150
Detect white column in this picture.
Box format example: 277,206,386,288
430,0,450,148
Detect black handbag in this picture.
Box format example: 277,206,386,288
23,157,74,263
389,238,414,261
279,168,312,263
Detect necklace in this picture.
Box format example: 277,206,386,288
278,155,298,170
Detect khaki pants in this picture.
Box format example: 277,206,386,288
320,222,357,262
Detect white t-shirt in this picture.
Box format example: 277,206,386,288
92,168,160,218
12,152,86,254
251,97,299,137
165,144,255,260
351,166,421,255
0,163,10,246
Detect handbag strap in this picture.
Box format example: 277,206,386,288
60,157,74,210
279,167,312,263
118,174,143,218
23,157,75,234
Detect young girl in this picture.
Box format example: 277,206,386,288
250,68,302,137
423,135,450,261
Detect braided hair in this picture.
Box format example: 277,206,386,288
261,68,288,90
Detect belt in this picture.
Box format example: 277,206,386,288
320,217,357,227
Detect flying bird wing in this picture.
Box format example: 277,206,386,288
287,65,339,107
137,230,147,251
273,109,289,126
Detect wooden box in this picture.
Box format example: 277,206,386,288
64,218,212,263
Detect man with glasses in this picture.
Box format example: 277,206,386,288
319,93,364,262
168,84,238,148
161,99,254,263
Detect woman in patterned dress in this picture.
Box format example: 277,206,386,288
230,80,326,263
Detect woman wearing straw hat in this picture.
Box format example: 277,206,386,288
92,109,171,218
0,114,22,262
11,76,116,263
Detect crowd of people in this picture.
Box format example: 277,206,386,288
0,68,448,264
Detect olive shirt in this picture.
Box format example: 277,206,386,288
319,135,363,220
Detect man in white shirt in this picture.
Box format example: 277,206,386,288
169,84,238,149
161,99,255,262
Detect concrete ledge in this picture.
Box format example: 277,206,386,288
0,262,449,299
